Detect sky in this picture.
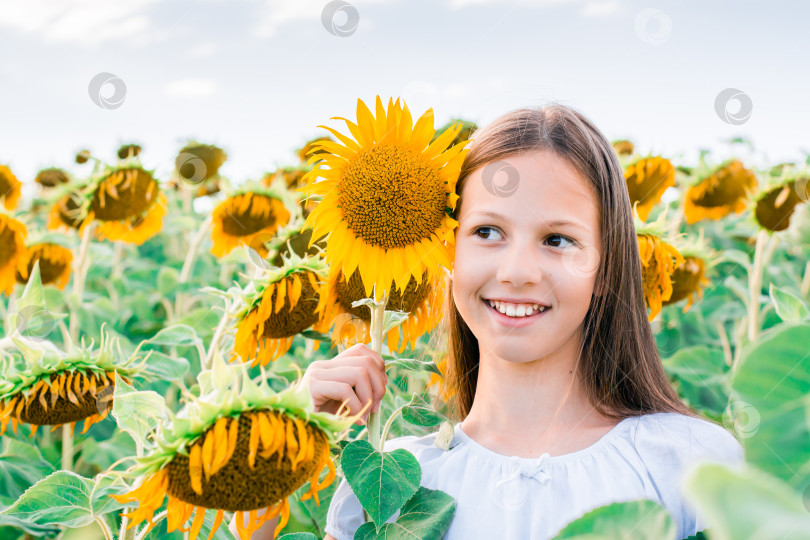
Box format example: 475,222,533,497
1,0,808,199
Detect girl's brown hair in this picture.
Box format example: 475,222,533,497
433,104,698,423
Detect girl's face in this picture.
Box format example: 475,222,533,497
452,150,602,364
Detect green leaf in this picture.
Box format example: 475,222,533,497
299,329,333,342
720,249,752,271
139,350,191,382
157,266,180,296
382,311,408,335
340,440,421,530
729,323,810,489
384,357,442,376
768,284,810,322
0,471,127,529
111,372,167,451
662,346,729,417
278,534,318,540
0,439,56,505
551,499,676,539
145,324,203,348
682,462,810,540
354,487,455,540
401,393,447,427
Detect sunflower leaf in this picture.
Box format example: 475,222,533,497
299,329,333,342
402,393,447,427
0,439,56,506
550,499,676,539
354,487,455,540
382,311,409,335
340,440,421,530
0,470,127,529
768,284,810,322
111,372,167,452
383,357,441,376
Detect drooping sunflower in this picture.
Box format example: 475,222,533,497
172,142,227,197
35,167,70,189
0,164,22,210
624,156,676,222
316,265,447,353
47,188,91,232
296,136,333,164
0,329,142,438
612,140,635,157
232,253,329,367
0,213,27,295
298,96,469,302
753,173,807,232
117,143,142,160
684,160,758,225
210,179,295,258
266,222,327,267
112,357,359,540
635,211,685,321
661,232,717,313
15,235,74,290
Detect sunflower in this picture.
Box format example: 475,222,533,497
0,213,27,295
1,164,22,210
263,166,309,191
296,136,333,164
117,144,142,160
47,189,91,232
35,168,70,189
173,142,227,190
232,254,328,367
112,357,359,540
266,223,327,267
624,156,675,222
86,165,167,245
754,176,807,232
426,353,455,405
298,96,469,302
612,140,635,157
210,180,294,258
15,240,73,290
316,265,447,353
635,211,685,321
684,160,758,225
0,329,142,438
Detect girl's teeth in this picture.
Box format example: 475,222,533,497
506,304,516,317
487,300,547,318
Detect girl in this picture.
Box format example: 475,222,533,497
236,104,743,539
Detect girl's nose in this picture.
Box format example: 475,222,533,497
496,242,543,287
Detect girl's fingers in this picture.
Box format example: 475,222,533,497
308,380,366,422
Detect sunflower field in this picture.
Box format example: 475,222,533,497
1,96,809,540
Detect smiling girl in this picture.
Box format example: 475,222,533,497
237,104,743,540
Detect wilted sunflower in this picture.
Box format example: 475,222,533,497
211,180,295,258
15,238,73,290
0,164,22,210
47,189,90,232
612,140,635,157
0,213,27,295
754,174,807,232
266,222,327,267
624,156,675,222
112,357,359,540
35,167,70,189
117,144,142,160
298,96,469,301
635,211,685,321
317,265,447,353
173,142,227,194
86,165,167,245
684,160,758,225
0,329,142,438
661,232,717,313
296,136,333,164
232,253,328,367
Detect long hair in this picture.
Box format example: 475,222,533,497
431,104,698,422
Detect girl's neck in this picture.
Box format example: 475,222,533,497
462,335,614,456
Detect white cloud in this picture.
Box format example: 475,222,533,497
580,0,621,17
188,42,218,58
164,78,217,98
252,0,388,38
0,0,163,46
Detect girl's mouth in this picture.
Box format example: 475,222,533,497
483,298,551,327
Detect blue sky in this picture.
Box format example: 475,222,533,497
1,0,807,198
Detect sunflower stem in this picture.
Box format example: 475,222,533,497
95,517,113,540
61,423,73,471
747,229,770,341
366,287,388,451
69,221,96,343
204,299,232,370
715,319,733,368
801,261,810,299
111,242,124,279
176,216,213,318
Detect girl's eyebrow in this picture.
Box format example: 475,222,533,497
466,210,587,230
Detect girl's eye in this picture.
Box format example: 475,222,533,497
546,234,576,248
474,226,501,240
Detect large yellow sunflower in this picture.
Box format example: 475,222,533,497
0,214,27,295
298,96,469,302
0,165,22,210
684,160,758,224
624,156,675,222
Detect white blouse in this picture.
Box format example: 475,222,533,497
325,412,744,540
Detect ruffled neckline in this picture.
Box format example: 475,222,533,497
452,416,639,466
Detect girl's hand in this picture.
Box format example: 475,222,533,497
301,343,388,425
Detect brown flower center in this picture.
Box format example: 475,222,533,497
335,269,431,320
90,168,158,221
